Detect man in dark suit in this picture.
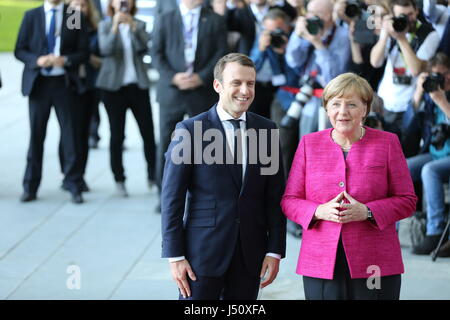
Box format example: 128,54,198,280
152,0,228,211
14,0,88,203
161,53,287,300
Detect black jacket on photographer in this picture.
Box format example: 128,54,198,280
403,92,450,159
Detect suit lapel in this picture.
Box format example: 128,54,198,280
174,9,186,69
60,5,68,52
39,6,47,51
207,106,242,191
195,8,208,67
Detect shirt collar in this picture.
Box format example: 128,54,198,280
250,3,270,22
179,2,202,17
44,1,64,13
216,105,247,123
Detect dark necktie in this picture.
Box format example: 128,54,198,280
228,119,243,188
46,8,57,72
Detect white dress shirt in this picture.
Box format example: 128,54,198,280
41,1,65,76
249,3,270,36
118,23,139,86
168,106,281,263
179,3,201,73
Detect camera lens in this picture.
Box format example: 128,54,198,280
345,1,360,18
392,14,408,32
270,29,287,48
422,73,445,93
306,16,324,35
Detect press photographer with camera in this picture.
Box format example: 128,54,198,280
405,52,450,257
249,8,292,118
370,0,441,157
285,0,350,138
334,0,388,90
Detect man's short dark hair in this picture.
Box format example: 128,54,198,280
427,52,450,71
263,8,291,24
390,0,417,10
213,53,256,83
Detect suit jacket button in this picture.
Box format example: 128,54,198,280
339,181,345,188
235,218,240,224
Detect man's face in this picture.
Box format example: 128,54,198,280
431,65,450,92
214,62,256,118
393,4,418,31
306,0,332,28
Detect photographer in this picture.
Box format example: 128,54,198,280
370,0,441,156
334,0,389,90
285,0,350,138
406,52,450,257
249,8,293,118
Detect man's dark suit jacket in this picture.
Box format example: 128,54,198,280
151,7,228,115
161,106,287,277
226,2,297,55
14,4,89,96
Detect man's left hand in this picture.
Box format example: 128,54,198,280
259,256,280,289
429,87,448,107
52,56,66,68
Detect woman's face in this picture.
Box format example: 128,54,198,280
326,94,367,136
70,0,88,16
112,0,133,12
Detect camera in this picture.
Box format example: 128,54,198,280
120,0,129,12
393,74,412,85
392,14,408,33
422,72,445,93
431,123,450,150
306,16,324,35
270,29,288,49
364,112,383,129
280,73,317,129
345,0,361,19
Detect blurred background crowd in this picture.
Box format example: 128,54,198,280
3,0,450,260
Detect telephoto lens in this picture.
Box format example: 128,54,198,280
280,74,316,129
306,16,324,35
422,73,445,93
345,0,361,18
392,14,408,32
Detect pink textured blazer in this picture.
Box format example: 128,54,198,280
281,127,417,279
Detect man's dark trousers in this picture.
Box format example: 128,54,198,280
24,75,81,194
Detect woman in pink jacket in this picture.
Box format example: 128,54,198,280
281,73,417,300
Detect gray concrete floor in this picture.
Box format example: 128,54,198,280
0,52,449,300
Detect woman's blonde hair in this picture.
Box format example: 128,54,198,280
322,72,373,118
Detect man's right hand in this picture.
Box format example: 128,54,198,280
37,55,54,68
258,30,272,52
314,191,345,223
170,259,197,298
413,72,428,108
